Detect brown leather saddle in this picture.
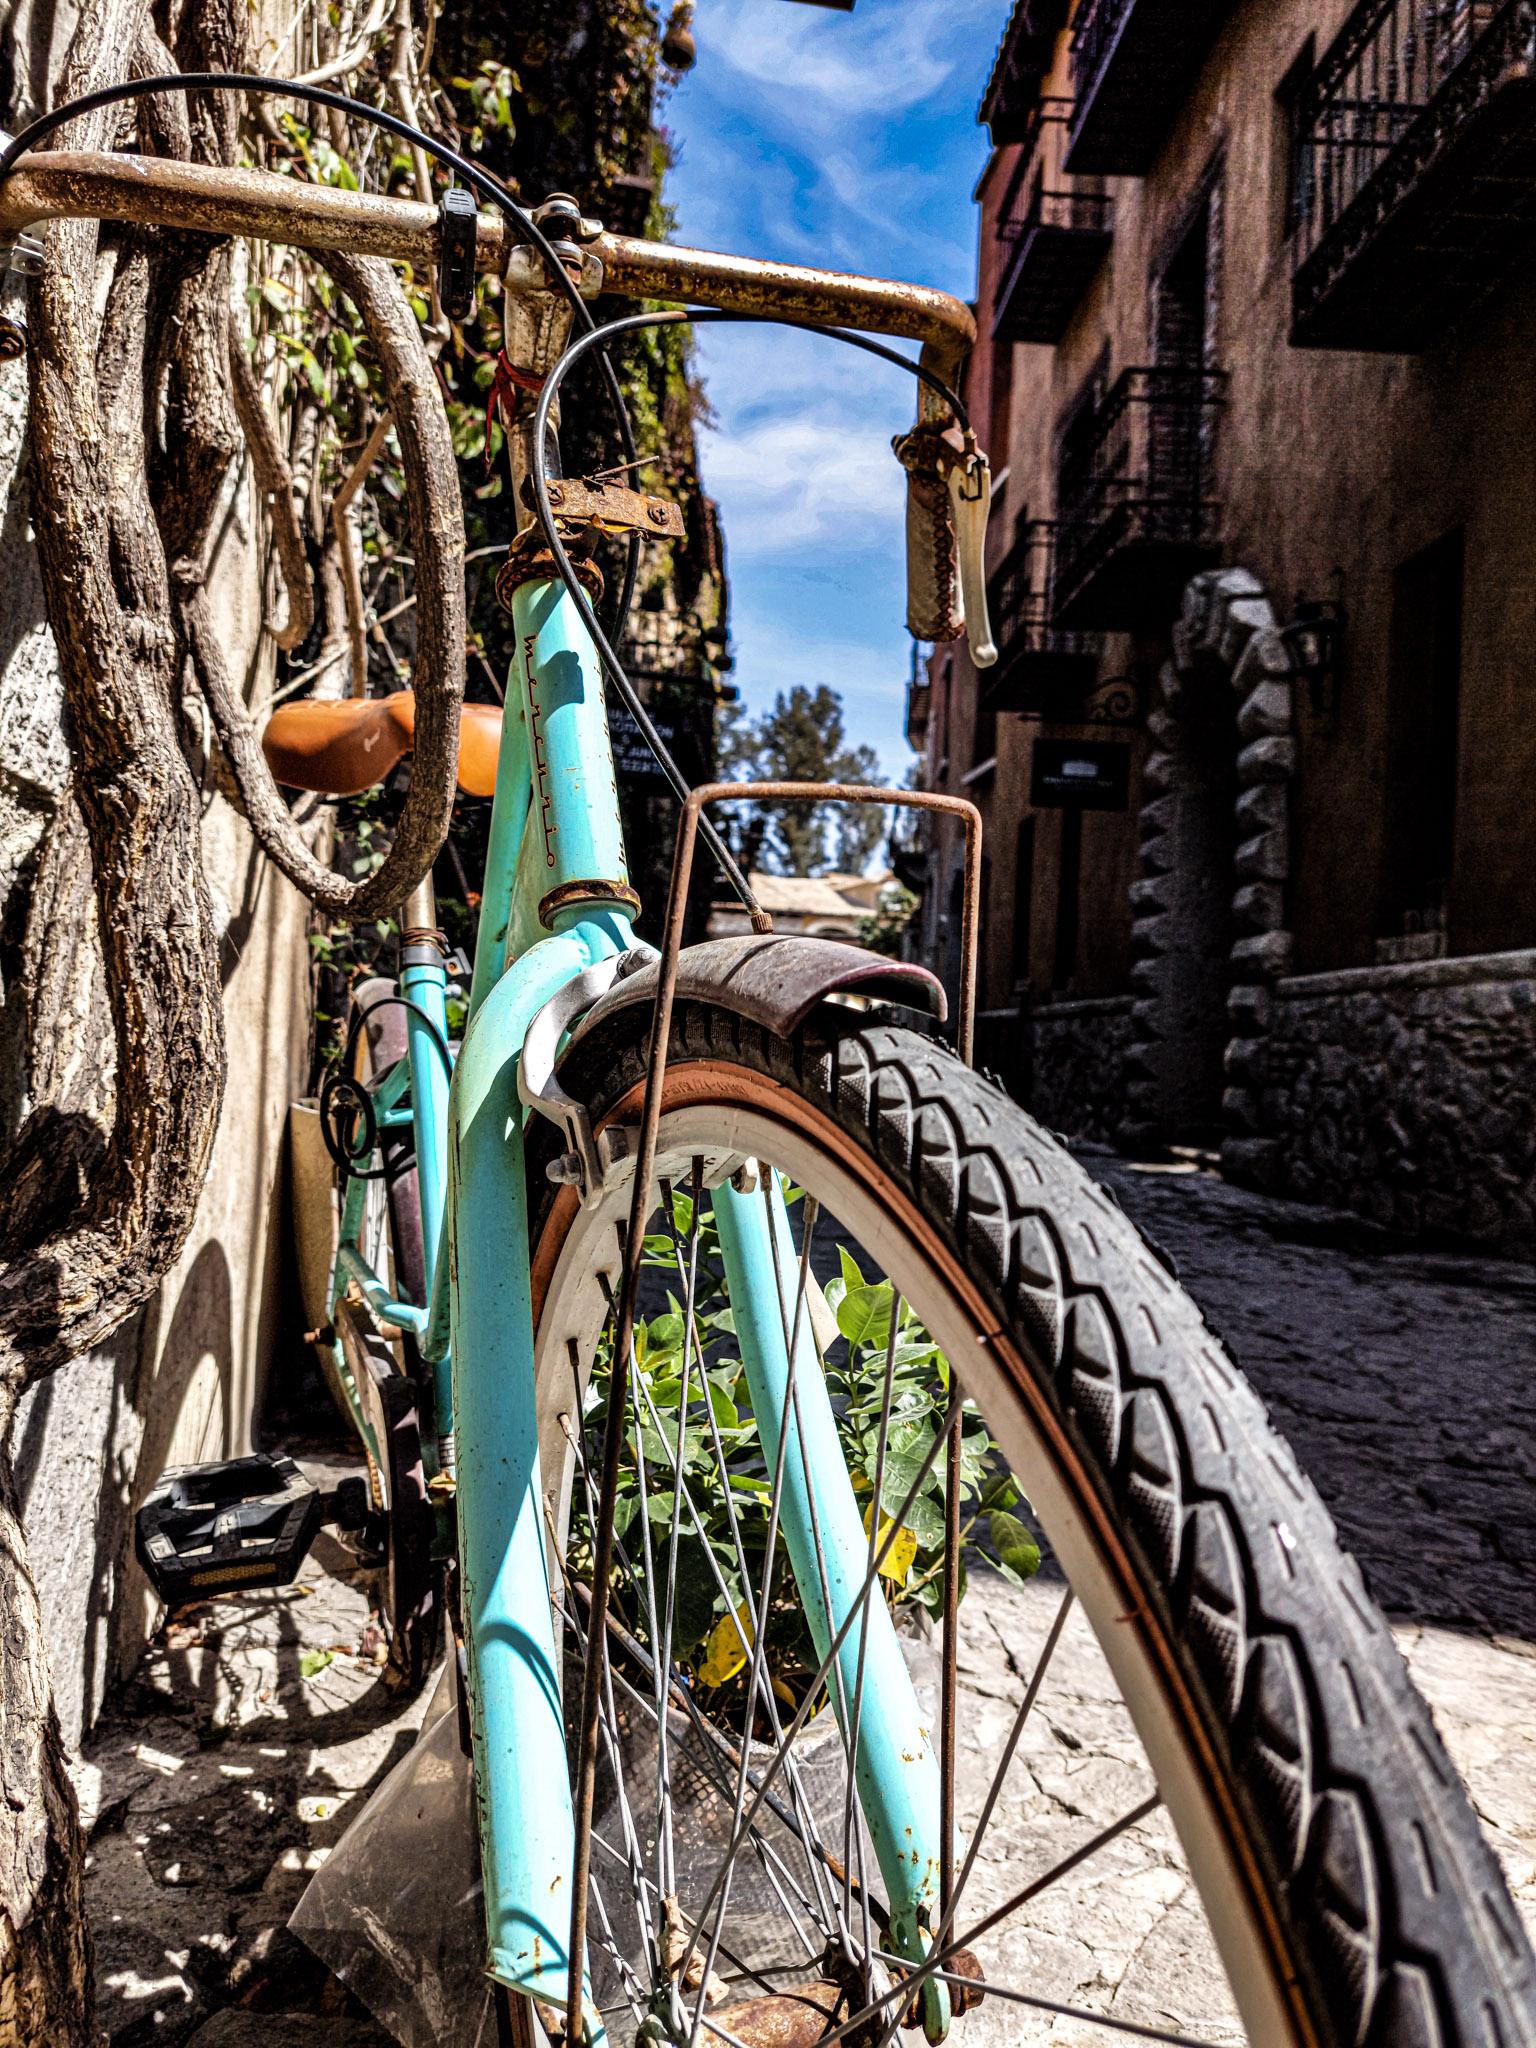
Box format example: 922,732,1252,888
262,693,503,799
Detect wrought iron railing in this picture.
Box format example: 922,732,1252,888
905,671,932,749
997,99,1114,248
987,521,1099,696
1292,0,1506,269
1068,0,1131,115
1054,366,1226,609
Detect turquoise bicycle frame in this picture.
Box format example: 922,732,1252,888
331,572,949,2038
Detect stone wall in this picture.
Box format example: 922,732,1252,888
1029,995,1135,1145
1250,951,1536,1247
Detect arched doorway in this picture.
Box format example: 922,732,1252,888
1123,570,1298,1160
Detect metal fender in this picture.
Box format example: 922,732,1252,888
569,931,947,1045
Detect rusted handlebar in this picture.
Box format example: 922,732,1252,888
0,151,974,382
0,149,976,646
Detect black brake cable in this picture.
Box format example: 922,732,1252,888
0,81,974,911
528,306,970,911
0,70,642,647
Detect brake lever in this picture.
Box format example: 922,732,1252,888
947,438,997,670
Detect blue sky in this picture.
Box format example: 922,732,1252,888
662,0,1000,781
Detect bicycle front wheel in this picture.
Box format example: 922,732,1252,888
524,1000,1535,2048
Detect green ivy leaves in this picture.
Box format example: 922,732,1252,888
571,1189,1043,1704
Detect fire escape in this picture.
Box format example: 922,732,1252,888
1065,0,1235,174
980,0,1076,144
993,100,1114,345
981,521,1101,714
1291,0,1536,349
1052,366,1227,629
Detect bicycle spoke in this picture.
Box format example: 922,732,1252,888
672,1397,956,1994
747,1178,870,1980
556,1160,1241,2047
858,1792,1168,2048
840,1288,901,1968
662,1216,843,1943
869,1954,1227,2048
946,1585,1076,1931
549,1497,662,1982
687,1182,844,2026
625,1350,844,1944
563,1383,838,1976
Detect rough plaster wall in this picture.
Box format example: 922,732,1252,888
0,327,314,1748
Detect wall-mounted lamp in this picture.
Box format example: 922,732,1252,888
662,2,696,71
1280,597,1345,725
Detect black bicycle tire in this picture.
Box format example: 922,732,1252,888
526,999,1536,2048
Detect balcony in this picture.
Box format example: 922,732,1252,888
981,522,1101,714
1053,366,1226,630
1291,0,1536,350
980,0,1074,144
1066,0,1233,175
906,668,932,751
993,103,1114,345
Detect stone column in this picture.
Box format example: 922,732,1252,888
1123,567,1297,1183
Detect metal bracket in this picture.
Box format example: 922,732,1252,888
504,240,605,302
1,232,43,277
0,166,42,363
518,953,649,1207
519,474,685,540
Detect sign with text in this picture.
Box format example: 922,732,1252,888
1029,739,1130,811
608,700,708,787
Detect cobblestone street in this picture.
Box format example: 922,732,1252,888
80,1155,1536,2046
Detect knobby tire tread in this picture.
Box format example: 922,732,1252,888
537,1001,1536,2048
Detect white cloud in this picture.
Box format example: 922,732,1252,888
663,0,994,776
701,410,908,558
696,0,1000,132
691,319,917,431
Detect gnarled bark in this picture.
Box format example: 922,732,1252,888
0,1,232,2035
188,247,465,916
0,0,467,2030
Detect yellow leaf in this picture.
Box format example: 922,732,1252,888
696,1602,755,1688
863,1502,917,1585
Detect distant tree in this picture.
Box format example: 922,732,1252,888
719,684,887,875
859,881,919,958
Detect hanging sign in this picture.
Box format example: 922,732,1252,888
1030,739,1130,811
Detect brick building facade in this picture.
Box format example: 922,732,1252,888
909,0,1536,1248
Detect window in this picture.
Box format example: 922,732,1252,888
1153,180,1218,370
1012,817,1036,985
1053,808,1082,989
1381,528,1463,945
1275,38,1316,244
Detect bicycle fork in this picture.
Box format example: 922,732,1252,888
713,1179,952,2042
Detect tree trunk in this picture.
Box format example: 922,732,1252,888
0,0,464,2027
0,0,235,2029
0,1398,92,2047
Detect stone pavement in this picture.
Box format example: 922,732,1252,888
78,1158,1536,2046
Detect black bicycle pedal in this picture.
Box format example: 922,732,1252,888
135,1451,325,1606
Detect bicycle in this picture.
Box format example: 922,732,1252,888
7,71,1534,2048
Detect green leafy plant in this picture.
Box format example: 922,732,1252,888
569,1184,1040,1720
